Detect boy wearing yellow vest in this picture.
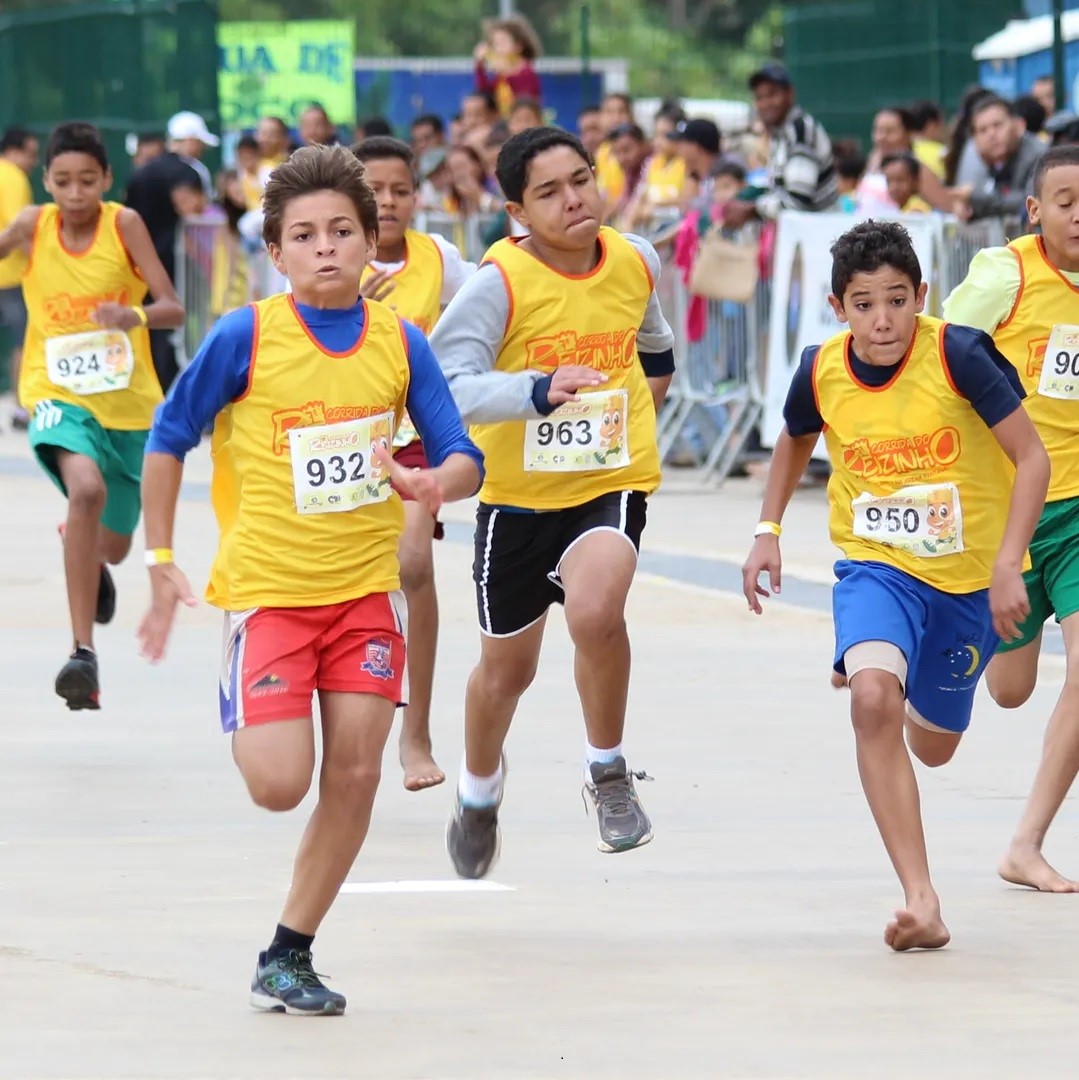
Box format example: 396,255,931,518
0,122,183,710
943,145,1079,894
743,220,1048,951
136,146,483,1015
431,127,676,878
353,136,477,794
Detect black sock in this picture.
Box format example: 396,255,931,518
267,923,314,961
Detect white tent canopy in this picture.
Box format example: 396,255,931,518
973,11,1079,61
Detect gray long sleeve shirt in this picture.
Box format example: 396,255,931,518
429,233,675,425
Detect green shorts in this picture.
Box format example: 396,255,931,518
998,495,1079,653
28,400,148,536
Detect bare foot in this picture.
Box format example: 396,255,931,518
884,905,951,952
831,671,848,690
999,845,1079,893
400,738,445,792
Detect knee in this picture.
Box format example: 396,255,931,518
475,654,538,700
849,673,904,740
243,768,311,812
909,736,958,769
986,667,1036,710
320,758,382,804
67,476,106,518
399,544,434,594
565,597,626,650
102,534,133,565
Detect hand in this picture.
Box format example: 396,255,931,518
137,563,197,663
373,444,444,518
742,535,782,614
547,365,608,407
950,187,973,223
473,41,488,61
723,201,757,229
360,268,397,303
989,563,1030,643
93,303,141,332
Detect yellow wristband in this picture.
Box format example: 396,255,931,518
132,305,149,327
144,547,174,567
754,520,782,538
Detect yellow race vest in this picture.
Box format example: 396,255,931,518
19,202,158,430
993,234,1079,502
473,227,660,510
207,295,410,610
815,315,1019,594
644,153,686,205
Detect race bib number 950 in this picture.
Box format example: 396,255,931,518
523,388,630,472
45,330,134,396
1038,324,1079,400
289,411,394,515
851,482,964,558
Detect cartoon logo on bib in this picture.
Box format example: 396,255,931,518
594,402,626,465
366,416,393,499
924,488,958,552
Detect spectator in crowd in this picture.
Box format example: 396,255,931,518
460,91,499,136
358,117,393,139
622,108,688,229
952,95,1046,224
946,85,994,186
0,126,37,429
508,97,544,136
448,114,465,144
672,118,722,204
210,170,252,318
482,125,510,180
473,14,542,118
410,114,445,157
132,132,165,169
577,106,605,157
1046,109,1079,146
606,123,651,228
417,148,451,210
835,152,866,211
882,153,931,213
859,105,914,213
595,92,634,208
909,100,947,177
1032,74,1057,120
235,134,262,210
445,145,500,217
724,64,837,228
125,110,215,391
299,103,338,147
1014,94,1048,140
256,116,292,173
170,173,208,220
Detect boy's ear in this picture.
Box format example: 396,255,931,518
268,242,286,276
827,293,848,324
914,280,928,313
103,167,113,195
505,200,528,231
1027,193,1041,228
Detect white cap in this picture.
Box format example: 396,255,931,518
167,111,220,147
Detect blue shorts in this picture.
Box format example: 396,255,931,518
832,560,998,734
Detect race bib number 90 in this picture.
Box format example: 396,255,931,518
289,411,394,515
45,330,134,396
1038,324,1079,400
523,389,630,472
851,482,964,558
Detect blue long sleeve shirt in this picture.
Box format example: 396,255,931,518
146,301,484,485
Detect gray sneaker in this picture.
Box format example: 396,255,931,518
584,757,653,853
446,756,506,879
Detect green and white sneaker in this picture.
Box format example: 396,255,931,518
584,757,653,853
249,949,346,1016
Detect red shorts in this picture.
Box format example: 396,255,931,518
392,440,444,540
219,592,408,731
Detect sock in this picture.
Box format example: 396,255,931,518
267,923,315,961
458,761,504,808
585,741,623,775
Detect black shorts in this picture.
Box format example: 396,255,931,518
473,490,648,637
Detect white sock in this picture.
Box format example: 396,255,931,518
585,741,623,772
458,762,504,808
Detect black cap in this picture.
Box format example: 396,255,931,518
749,63,792,90
673,118,720,155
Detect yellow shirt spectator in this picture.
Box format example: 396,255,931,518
594,142,625,205
0,157,32,288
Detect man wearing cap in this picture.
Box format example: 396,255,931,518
672,118,723,202
723,64,837,228
125,111,219,390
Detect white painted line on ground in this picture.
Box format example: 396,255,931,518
340,879,515,894
634,571,828,617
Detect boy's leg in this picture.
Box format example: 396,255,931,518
397,499,444,791
55,450,106,651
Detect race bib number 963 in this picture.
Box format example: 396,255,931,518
289,411,394,515
523,388,630,472
1038,324,1079,400
45,330,134,396
851,482,964,558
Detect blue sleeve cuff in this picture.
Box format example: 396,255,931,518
531,375,557,416
640,348,675,377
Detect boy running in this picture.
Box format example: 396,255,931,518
0,122,183,710
137,146,483,1015
943,145,1079,892
352,135,478,792
743,220,1048,950
430,127,676,878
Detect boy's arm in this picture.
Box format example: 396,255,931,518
742,347,823,613
941,247,1021,336
429,233,478,304
0,204,38,261
99,208,184,330
623,233,677,411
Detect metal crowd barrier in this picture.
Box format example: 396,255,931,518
174,211,1016,486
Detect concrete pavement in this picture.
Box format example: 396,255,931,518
1,430,1078,1079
